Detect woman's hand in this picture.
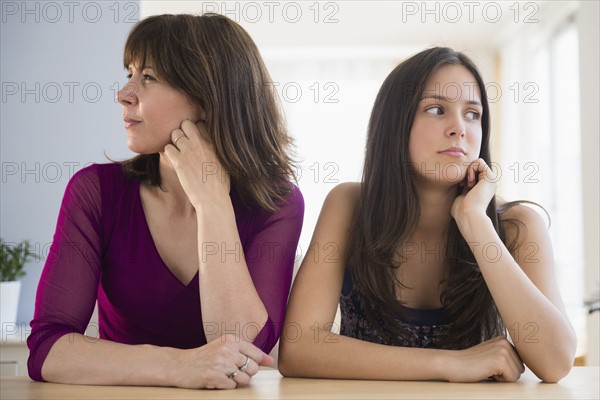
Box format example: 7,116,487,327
170,335,274,389
442,336,525,383
163,119,230,210
451,158,497,227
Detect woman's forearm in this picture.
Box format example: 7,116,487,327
196,202,268,343
42,333,178,386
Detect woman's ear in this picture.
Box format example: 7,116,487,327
195,104,208,123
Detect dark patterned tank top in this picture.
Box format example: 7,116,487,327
340,268,458,349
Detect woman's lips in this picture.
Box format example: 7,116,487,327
123,117,141,128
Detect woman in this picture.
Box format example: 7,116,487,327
278,47,575,383
27,14,304,390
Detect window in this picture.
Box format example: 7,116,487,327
498,18,584,351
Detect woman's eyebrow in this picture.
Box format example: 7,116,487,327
125,65,155,71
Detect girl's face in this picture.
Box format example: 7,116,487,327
408,64,483,186
117,63,205,154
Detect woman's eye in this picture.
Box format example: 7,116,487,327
425,106,443,115
466,111,481,120
143,74,156,82
126,74,132,80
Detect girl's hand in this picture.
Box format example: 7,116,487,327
170,335,274,389
451,158,497,226
163,119,230,210
442,336,525,383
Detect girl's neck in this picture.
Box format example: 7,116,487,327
412,183,457,240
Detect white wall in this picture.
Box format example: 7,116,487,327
1,0,139,324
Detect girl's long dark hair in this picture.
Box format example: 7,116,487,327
120,14,296,212
346,47,510,348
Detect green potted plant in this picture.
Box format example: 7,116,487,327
0,239,34,330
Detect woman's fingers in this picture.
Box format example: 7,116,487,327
171,128,188,150
231,370,251,386
236,340,274,367
180,119,211,145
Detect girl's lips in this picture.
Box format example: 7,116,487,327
438,150,465,158
438,147,466,158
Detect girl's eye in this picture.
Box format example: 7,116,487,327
425,106,443,115
466,111,481,120
143,74,156,82
126,74,132,80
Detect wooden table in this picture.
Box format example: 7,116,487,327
1,367,598,399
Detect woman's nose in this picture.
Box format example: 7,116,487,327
117,82,138,105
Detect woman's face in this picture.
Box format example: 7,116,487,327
408,64,484,186
117,63,205,154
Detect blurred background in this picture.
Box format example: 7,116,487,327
1,0,598,372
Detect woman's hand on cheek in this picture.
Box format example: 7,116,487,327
163,119,231,210
451,158,497,226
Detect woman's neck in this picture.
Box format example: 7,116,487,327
148,153,196,216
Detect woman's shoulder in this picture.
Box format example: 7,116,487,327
70,162,126,182
279,183,305,207
66,162,132,202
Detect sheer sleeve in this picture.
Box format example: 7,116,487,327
27,165,103,381
245,186,304,353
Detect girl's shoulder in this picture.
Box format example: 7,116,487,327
497,197,550,247
310,182,362,241
327,182,361,200
324,182,362,212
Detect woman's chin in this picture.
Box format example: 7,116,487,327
127,141,163,155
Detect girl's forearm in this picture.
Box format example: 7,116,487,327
457,214,576,381
279,328,446,380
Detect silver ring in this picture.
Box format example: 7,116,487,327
228,368,240,380
240,356,250,373
173,134,185,147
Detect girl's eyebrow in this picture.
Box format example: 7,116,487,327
421,94,482,106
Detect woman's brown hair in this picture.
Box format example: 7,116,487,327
121,13,295,211
346,47,511,348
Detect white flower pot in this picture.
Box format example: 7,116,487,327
0,281,21,332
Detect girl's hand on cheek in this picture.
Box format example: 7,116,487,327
451,158,497,226
163,119,231,210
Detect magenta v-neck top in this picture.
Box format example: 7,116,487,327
27,163,304,381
